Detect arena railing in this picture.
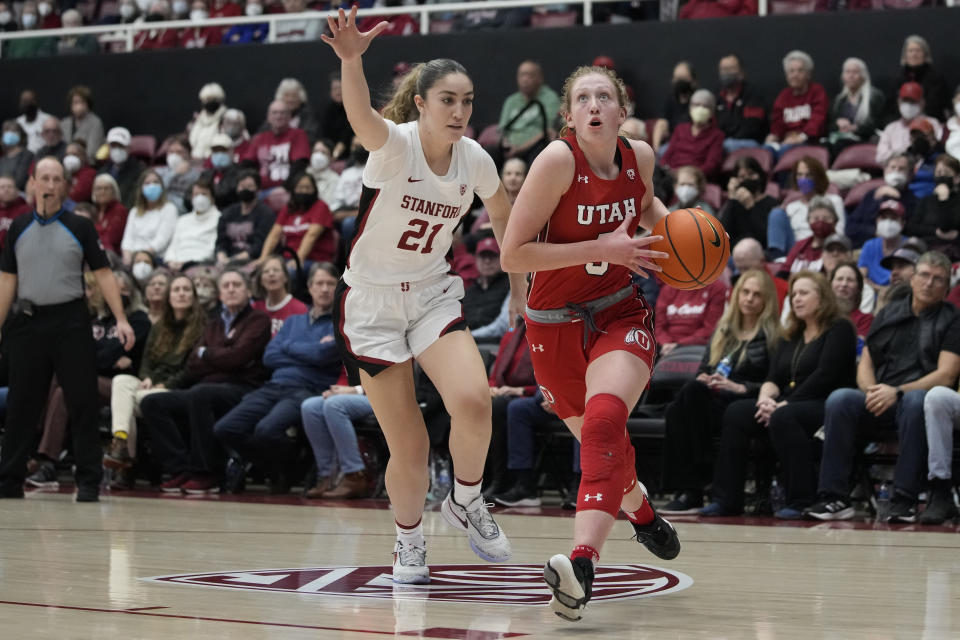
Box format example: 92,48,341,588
0,0,783,58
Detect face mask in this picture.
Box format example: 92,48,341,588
210,151,231,168
673,79,693,99
142,183,163,203
172,0,187,12
192,194,212,213
119,4,135,18
0,10,12,23
21,13,36,28
202,100,221,114
224,124,242,138
884,171,907,188
291,192,317,210
935,175,956,187
876,218,902,239
909,136,932,158
190,9,207,21
37,2,52,16
237,188,257,203
132,262,153,282
810,220,835,239
245,2,262,14
719,72,738,89
899,102,921,121
740,178,763,194
2,131,20,147
796,176,815,195
63,154,82,173
310,152,329,171
675,184,698,205
110,147,129,164
689,106,711,125
166,152,185,171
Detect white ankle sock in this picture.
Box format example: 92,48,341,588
395,519,424,547
453,477,482,507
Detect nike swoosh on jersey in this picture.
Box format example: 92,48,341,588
408,177,424,183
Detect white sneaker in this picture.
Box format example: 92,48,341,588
392,540,430,585
543,554,594,622
441,492,512,562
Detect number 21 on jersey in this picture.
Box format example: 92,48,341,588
397,218,444,254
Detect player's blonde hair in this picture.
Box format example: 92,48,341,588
382,58,470,124
558,66,629,137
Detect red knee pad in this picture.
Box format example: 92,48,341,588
578,393,629,517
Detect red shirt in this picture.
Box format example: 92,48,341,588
782,237,823,274
241,127,311,189
69,166,96,204
180,26,223,48
358,14,419,36
679,0,757,18
95,200,129,254
252,294,308,337
770,83,828,139
488,324,537,395
527,134,645,310
661,121,725,179
850,308,873,338
655,279,729,345
134,28,179,50
210,1,242,17
276,200,337,263
0,197,31,248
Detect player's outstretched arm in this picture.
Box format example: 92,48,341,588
321,6,389,151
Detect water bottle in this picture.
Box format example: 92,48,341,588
770,478,786,513
875,482,891,520
715,356,732,378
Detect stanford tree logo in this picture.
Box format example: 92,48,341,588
145,563,692,605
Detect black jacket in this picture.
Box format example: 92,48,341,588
715,81,768,142
696,327,773,398
867,295,960,385
828,87,886,142
896,63,950,120
719,194,777,249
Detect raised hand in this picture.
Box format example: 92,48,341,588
320,6,389,62
600,213,668,278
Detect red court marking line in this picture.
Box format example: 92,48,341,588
124,606,169,611
0,600,527,638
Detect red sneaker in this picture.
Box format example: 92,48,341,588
182,476,221,495
161,472,192,493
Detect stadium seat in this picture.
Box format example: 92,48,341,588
772,145,830,175
722,146,774,174
476,123,500,149
765,181,781,201
831,143,882,173
128,135,157,162
843,178,884,208
530,11,578,28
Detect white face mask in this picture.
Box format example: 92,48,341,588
110,147,129,164
310,152,329,171
876,218,903,239
899,102,921,121
132,262,153,281
192,194,212,213
245,3,262,15
135,0,151,11
675,184,698,205
173,0,188,13
0,10,12,23
119,4,135,18
63,154,82,174
37,2,52,16
166,152,185,171
21,13,37,28
189,9,207,21
884,171,907,188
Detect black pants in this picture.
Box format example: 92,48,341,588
712,397,824,511
662,380,740,493
140,382,248,477
484,394,521,488
0,301,100,491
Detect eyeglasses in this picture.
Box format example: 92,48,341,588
914,271,947,286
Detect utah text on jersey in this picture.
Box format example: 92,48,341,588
577,197,636,226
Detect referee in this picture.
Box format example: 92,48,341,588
0,157,135,502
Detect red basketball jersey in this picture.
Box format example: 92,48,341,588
526,134,647,310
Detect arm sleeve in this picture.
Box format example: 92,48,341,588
78,216,110,271
137,329,159,380
790,321,857,402
363,119,408,186
702,131,724,178
739,91,768,141
0,219,20,274
803,85,829,138
769,92,785,138
283,323,342,368
767,341,790,392
201,313,272,371
215,211,230,254
904,197,938,239
291,129,311,161
150,205,179,256
875,127,894,165
250,208,276,258
105,205,128,253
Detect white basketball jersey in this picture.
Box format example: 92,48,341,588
343,119,500,287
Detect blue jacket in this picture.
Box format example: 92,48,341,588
262,311,340,391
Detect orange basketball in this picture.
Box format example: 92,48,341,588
649,208,730,290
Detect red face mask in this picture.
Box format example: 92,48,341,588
810,220,835,239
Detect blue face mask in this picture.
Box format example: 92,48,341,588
2,131,20,147
796,176,815,195
142,182,163,203
210,151,231,169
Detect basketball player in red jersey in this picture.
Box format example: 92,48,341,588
501,66,682,621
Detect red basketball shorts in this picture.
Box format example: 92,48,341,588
524,295,657,419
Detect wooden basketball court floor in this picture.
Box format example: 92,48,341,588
1,490,958,639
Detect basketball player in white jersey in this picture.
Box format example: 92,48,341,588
322,7,527,584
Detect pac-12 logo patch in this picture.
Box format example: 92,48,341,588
460,184,467,196
624,327,651,350
144,564,692,605
626,168,636,181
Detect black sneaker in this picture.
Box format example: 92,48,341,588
804,496,855,521
76,485,99,502
631,510,681,560
543,554,594,622
493,484,541,507
919,483,959,525
223,458,248,494
25,461,59,489
886,497,917,523
660,491,703,515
